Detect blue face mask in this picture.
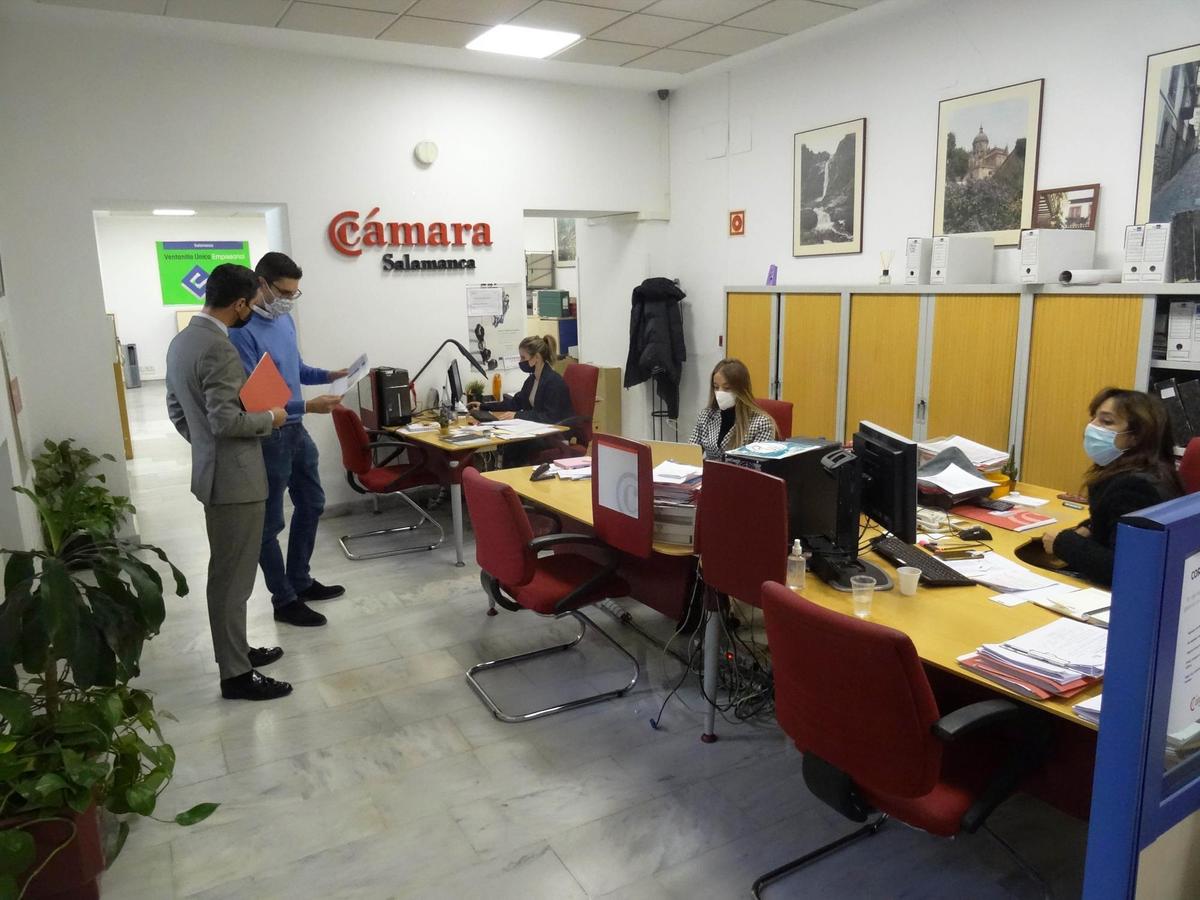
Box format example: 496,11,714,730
519,360,534,374
1083,422,1128,466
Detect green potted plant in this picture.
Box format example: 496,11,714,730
988,447,1019,498
464,379,485,405
0,440,216,899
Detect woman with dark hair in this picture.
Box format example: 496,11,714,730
688,358,778,460
1042,387,1182,585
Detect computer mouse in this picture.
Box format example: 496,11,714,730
959,526,992,542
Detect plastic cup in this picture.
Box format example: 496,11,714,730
897,566,921,596
850,575,876,618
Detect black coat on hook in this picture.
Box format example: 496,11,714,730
624,277,686,418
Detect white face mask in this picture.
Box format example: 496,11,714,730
251,295,296,320
714,390,736,411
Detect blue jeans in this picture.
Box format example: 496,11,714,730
260,423,325,609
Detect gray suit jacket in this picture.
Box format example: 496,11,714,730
166,317,274,506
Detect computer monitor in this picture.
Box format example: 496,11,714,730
446,359,463,407
853,420,918,544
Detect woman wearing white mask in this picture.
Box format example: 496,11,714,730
1042,387,1181,585
688,358,777,460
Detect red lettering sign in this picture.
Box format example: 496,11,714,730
326,208,492,257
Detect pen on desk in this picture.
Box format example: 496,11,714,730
1063,501,1085,510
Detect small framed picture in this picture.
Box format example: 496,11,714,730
729,210,745,236
1033,184,1100,230
554,218,576,267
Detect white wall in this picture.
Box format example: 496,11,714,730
94,214,271,381
0,9,667,518
665,0,1200,434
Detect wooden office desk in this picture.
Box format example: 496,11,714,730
388,423,568,566
803,482,1101,729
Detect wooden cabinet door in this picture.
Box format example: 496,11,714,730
1022,294,1143,492
780,293,841,439
725,292,774,399
926,293,1020,451
845,293,921,442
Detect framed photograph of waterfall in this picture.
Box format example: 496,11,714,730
793,118,865,257
933,79,1043,246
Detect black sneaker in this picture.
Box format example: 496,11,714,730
248,646,284,667
297,580,345,602
273,601,327,627
220,670,293,701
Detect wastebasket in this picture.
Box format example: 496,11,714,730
123,343,141,389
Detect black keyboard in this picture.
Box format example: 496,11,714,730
869,535,976,588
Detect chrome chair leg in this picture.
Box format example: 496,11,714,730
751,814,888,899
339,490,445,560
465,610,641,723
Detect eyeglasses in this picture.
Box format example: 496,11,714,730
269,282,302,301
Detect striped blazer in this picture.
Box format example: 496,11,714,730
688,407,776,460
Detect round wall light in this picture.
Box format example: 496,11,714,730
413,141,438,167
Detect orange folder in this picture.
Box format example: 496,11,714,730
239,353,291,413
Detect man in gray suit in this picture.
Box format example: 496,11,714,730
166,264,293,701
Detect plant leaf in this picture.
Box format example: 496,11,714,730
125,781,158,816
0,829,34,876
39,558,80,657
0,690,33,734
174,802,219,826
33,773,68,797
0,874,18,900
3,553,33,596
115,558,165,633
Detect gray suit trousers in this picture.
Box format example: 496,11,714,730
205,500,266,680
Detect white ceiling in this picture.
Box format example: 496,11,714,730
34,0,880,75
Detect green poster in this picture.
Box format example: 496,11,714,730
156,240,251,306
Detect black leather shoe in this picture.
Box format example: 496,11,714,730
248,646,284,668
273,601,327,627
220,670,293,701
297,580,345,602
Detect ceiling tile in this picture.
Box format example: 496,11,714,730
552,38,654,66
379,15,488,46
554,0,649,9
593,12,706,46
165,0,290,27
313,0,412,12
277,2,398,38
511,1,628,36
404,0,535,26
623,46,724,73
727,0,848,33
641,0,763,24
39,0,166,13
671,24,778,55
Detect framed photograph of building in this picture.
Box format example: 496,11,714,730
793,117,865,257
1135,43,1200,225
1034,183,1100,230
933,79,1043,246
555,218,576,267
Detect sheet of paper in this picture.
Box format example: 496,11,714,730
556,467,592,480
917,462,996,495
466,286,503,317
1004,493,1049,508
1039,587,1111,618
653,460,703,484
329,353,369,396
918,435,1009,469
1168,548,1200,735
988,582,1077,607
942,551,1063,593
1074,694,1102,724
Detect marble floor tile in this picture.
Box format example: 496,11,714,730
396,842,588,900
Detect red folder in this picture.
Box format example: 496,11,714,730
950,504,1057,533
239,353,291,413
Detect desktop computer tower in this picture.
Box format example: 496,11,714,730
725,438,842,545
357,367,413,429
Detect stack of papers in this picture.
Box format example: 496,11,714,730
551,456,592,480
1073,694,1102,725
959,618,1107,701
988,584,1112,622
491,419,558,438
917,463,997,496
653,460,702,505
918,435,1010,472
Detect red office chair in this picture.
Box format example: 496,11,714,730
533,363,600,464
753,582,1051,898
1180,437,1200,493
755,397,793,438
463,467,639,722
693,460,789,741
332,406,445,559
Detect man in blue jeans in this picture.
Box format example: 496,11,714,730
230,252,348,627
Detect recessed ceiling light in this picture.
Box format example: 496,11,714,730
466,25,579,59
152,208,196,216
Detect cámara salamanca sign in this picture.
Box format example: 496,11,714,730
327,207,492,273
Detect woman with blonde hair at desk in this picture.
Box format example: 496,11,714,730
688,358,777,460
1042,387,1181,585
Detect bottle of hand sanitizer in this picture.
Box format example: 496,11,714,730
787,539,806,591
